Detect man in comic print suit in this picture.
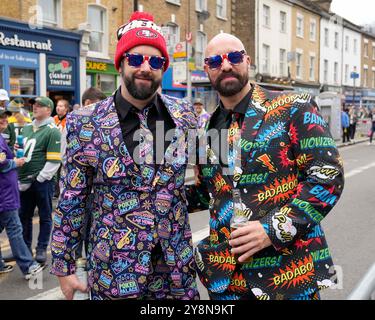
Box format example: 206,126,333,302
50,12,199,300
188,33,344,300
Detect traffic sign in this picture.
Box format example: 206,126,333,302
350,72,359,79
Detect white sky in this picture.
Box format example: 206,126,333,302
331,0,375,25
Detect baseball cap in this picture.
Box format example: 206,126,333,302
7,97,25,112
34,96,54,110
0,89,10,101
193,98,203,105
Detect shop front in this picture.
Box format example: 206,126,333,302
0,17,81,111
86,59,119,97
361,89,375,110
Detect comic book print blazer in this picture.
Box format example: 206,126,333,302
193,85,344,300
50,94,199,300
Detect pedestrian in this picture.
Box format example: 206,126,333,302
0,89,13,147
0,104,44,279
369,108,375,145
349,106,358,140
6,98,32,145
341,107,350,143
50,11,199,300
54,99,70,132
193,98,210,131
17,96,61,265
188,33,344,300
82,87,107,107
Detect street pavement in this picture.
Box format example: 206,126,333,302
1,138,375,300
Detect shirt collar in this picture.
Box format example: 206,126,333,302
114,88,159,120
219,86,253,117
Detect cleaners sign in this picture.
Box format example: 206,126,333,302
47,57,74,88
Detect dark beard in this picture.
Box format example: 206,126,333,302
211,71,248,97
122,69,161,100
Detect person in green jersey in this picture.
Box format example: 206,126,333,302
17,97,61,264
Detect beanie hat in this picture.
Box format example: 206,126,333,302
115,11,169,72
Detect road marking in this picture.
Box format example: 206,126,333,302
345,161,375,179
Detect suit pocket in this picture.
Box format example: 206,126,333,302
194,236,237,294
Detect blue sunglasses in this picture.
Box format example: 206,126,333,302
204,50,246,70
124,53,166,70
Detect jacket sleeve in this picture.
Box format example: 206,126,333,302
259,98,345,251
50,113,93,276
0,143,16,173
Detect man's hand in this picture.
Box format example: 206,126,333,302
14,157,26,167
229,221,272,263
58,274,88,300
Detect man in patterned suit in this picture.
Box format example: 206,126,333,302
189,33,344,300
51,12,199,300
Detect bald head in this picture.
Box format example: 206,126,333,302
205,33,246,58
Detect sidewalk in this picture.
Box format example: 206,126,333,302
336,137,369,148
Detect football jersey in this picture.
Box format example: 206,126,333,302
18,121,61,183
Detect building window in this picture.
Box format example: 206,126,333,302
296,53,302,78
334,32,339,49
196,31,207,68
262,44,270,74
310,20,316,41
296,14,304,38
373,45,375,60
324,28,329,47
353,39,358,54
216,0,227,19
279,49,286,77
345,36,349,52
364,43,369,58
324,60,328,83
280,11,286,33
9,68,36,96
372,70,375,88
166,22,180,54
263,5,270,28
196,0,207,12
363,68,368,87
88,5,106,54
166,0,181,5
38,0,61,27
309,56,315,81
345,64,349,83
334,62,338,84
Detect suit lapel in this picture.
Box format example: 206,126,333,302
151,95,190,188
93,97,144,182
239,84,269,168
203,85,269,190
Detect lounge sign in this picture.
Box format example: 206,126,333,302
47,57,74,87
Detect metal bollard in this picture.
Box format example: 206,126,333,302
347,263,375,300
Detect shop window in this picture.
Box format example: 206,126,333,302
98,74,116,95
9,68,36,96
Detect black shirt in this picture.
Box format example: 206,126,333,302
207,87,253,168
114,89,176,168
